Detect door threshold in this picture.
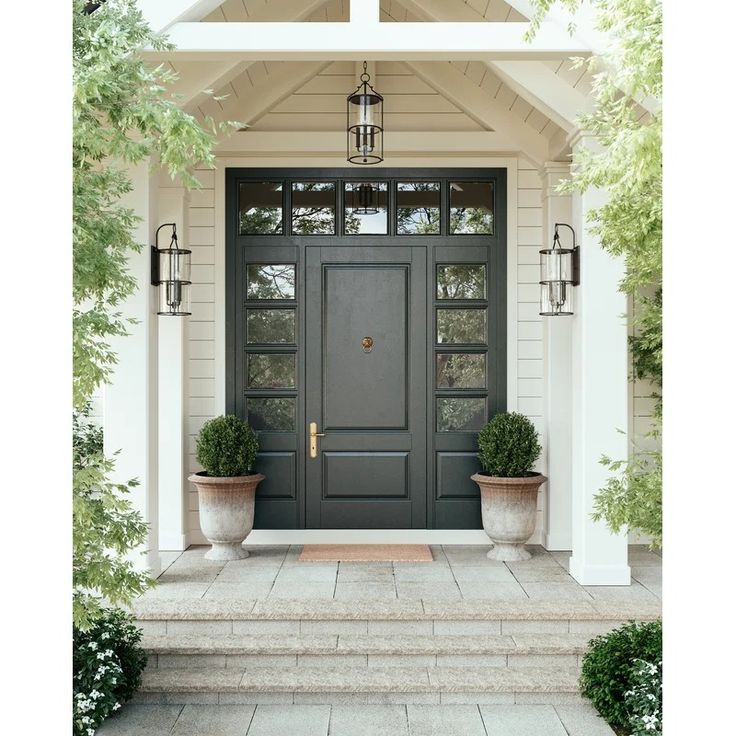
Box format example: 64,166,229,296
245,529,492,545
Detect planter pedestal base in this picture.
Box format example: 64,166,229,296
205,543,250,562
487,543,531,562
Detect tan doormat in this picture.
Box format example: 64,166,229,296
299,544,433,562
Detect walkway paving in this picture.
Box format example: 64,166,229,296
139,545,662,604
98,702,616,735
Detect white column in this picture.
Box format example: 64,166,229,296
104,160,160,576
157,182,190,550
568,135,631,585
541,162,573,551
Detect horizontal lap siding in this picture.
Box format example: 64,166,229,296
517,159,546,544
184,159,547,540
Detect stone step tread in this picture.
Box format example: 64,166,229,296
143,633,592,656
140,666,581,694
132,597,661,622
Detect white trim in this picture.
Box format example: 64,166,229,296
505,158,519,412
144,22,590,62
214,163,227,417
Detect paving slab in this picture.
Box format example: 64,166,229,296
329,705,409,736
171,704,255,735
96,704,183,735
480,704,567,735
554,703,617,735
246,704,330,736
407,705,486,736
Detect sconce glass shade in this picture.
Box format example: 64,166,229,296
539,224,578,316
152,223,192,316
347,63,384,165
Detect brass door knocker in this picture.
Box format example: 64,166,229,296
361,336,374,353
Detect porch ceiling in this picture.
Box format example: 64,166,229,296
143,0,605,164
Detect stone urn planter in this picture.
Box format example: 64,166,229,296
473,411,546,562
472,472,547,561
191,414,263,561
188,472,264,560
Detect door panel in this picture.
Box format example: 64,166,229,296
306,246,427,528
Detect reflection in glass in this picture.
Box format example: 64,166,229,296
437,309,487,344
247,397,295,431
292,182,336,235
239,182,283,234
436,353,486,389
396,182,440,234
437,398,486,432
344,182,388,234
246,309,296,344
437,264,486,299
246,264,295,300
247,354,296,389
450,181,494,234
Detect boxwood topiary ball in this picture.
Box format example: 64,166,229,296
477,411,541,477
195,415,259,477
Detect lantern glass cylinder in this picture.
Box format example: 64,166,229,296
158,280,191,316
347,86,383,165
158,247,191,284
539,247,575,316
156,246,192,316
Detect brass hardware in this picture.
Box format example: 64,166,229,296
309,422,325,459
361,336,374,353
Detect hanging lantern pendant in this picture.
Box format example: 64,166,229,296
347,61,384,165
539,223,579,316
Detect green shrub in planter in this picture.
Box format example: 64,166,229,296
73,608,147,736
196,415,259,477
580,619,662,731
477,411,541,477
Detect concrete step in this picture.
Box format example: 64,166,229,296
143,633,589,670
134,665,583,705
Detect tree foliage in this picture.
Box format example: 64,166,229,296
528,0,662,546
72,0,230,629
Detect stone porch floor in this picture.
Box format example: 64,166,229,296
141,544,662,604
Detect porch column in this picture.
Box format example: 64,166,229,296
568,135,631,585
541,162,573,550
157,180,190,550
104,159,160,576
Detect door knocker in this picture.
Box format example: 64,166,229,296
361,336,374,353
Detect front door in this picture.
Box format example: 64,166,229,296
226,169,507,530
305,246,427,528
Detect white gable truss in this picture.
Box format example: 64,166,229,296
135,0,620,167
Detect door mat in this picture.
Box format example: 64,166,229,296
299,544,433,562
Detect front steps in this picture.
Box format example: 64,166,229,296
132,598,660,705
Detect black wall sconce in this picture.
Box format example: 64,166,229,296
539,223,580,316
347,61,384,165
151,223,192,316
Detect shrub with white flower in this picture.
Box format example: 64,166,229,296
625,659,662,736
73,608,147,736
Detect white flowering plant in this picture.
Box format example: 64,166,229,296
625,659,662,736
73,608,147,735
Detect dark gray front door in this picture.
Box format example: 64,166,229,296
305,247,427,528
226,168,507,530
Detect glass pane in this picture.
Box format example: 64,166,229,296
239,181,283,234
344,182,388,235
247,397,295,432
437,264,486,300
437,309,487,344
450,181,494,234
246,309,296,344
246,264,295,300
436,353,486,389
396,182,440,235
437,398,487,432
292,181,336,235
246,354,296,389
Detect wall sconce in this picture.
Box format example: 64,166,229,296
539,223,580,316
151,223,191,316
347,61,384,165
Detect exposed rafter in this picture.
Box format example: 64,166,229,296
141,21,591,62
137,0,225,33
405,61,549,168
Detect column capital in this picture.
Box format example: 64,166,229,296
541,161,571,200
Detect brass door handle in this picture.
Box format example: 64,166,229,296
309,422,325,459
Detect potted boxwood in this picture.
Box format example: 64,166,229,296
471,412,546,561
188,415,264,561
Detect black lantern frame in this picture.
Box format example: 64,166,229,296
347,61,384,165
151,222,192,316
539,223,580,316
351,182,379,214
